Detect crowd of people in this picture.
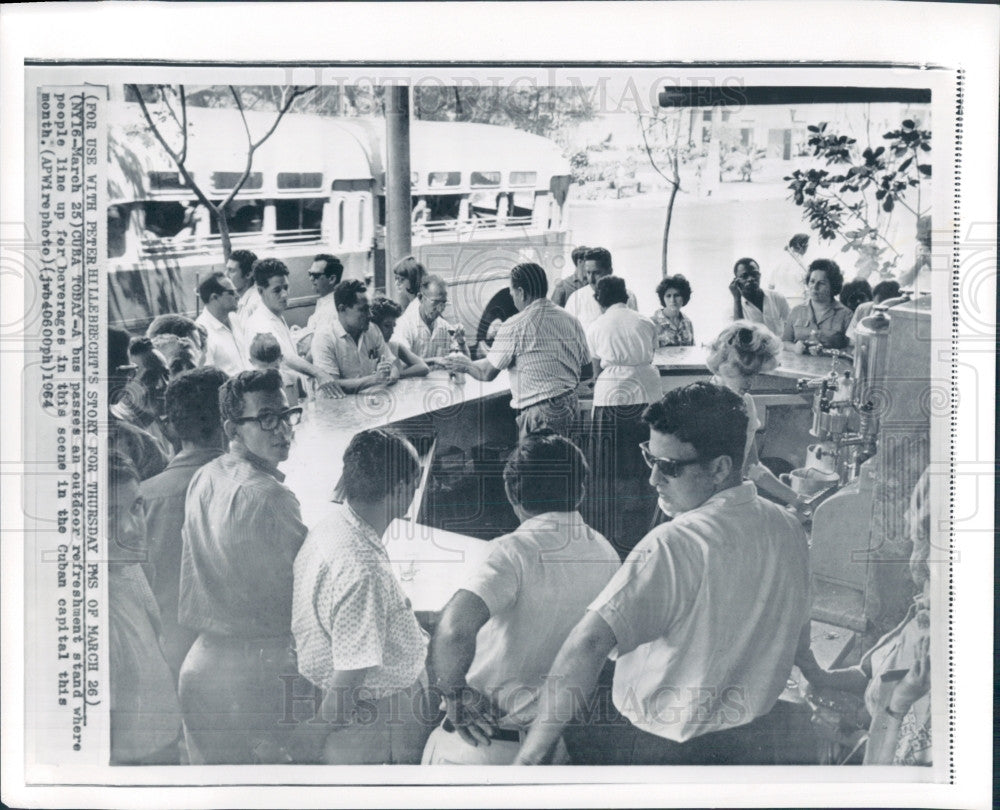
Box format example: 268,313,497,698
106,242,930,768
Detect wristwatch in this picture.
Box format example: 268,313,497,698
884,704,907,720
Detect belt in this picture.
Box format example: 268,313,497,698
442,718,521,743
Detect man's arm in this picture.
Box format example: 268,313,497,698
445,354,501,382
281,353,345,397
514,610,617,765
431,589,499,747
579,361,594,384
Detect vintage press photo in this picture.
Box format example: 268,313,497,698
1,4,996,808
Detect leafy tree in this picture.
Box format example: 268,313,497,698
784,119,931,279
125,84,317,259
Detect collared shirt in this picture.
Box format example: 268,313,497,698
485,297,590,410
589,481,809,742
141,446,222,670
180,444,307,639
550,275,587,308
292,503,427,695
739,289,790,337
231,286,262,350
463,511,620,727
586,304,662,407
311,318,395,379
110,417,169,482
782,299,853,348
306,292,337,334
109,562,182,762
195,309,247,377
394,302,454,359
242,304,302,387
651,309,695,347
565,285,638,331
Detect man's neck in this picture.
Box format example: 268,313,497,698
347,498,390,538
266,306,285,321
420,309,437,331
206,306,230,327
341,318,364,343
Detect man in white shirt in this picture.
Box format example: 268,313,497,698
304,253,344,334
195,273,247,377
516,382,811,766
564,247,637,331
445,263,591,439
394,274,469,361
771,233,810,309
242,258,343,398
423,432,620,765
729,257,790,337
225,249,260,350
310,280,399,393
292,428,431,764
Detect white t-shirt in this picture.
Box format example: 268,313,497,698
242,305,302,387
739,289,790,338
589,481,809,742
463,511,620,727
565,286,638,332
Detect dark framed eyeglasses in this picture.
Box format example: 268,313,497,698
639,441,703,478
231,406,303,432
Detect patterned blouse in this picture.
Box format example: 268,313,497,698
652,309,695,347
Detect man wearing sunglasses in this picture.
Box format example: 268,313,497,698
516,381,810,766
178,369,308,764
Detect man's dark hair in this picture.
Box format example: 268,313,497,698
872,280,901,303
733,257,760,276
503,430,589,515
583,247,613,274
594,275,628,308
127,335,155,359
108,327,134,397
510,262,548,300
342,428,421,504
219,368,284,423
334,279,367,310
806,258,844,296
249,332,283,364
198,272,230,305
146,313,200,341
229,249,258,279
313,254,344,283
839,279,873,311
789,233,809,253
370,296,403,326
165,366,228,443
570,245,591,265
253,257,289,289
642,381,748,471
655,274,692,306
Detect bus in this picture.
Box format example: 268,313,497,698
106,104,572,343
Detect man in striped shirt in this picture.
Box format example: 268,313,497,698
445,262,591,439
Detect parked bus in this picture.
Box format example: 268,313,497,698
106,104,572,343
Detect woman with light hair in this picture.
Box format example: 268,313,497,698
706,321,805,511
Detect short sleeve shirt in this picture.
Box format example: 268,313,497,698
393,303,454,359
196,309,247,377
586,304,662,407
740,289,790,338
782,300,853,348
589,482,809,742
485,298,590,409
462,511,620,726
292,503,427,694
651,309,695,347
242,305,303,387
311,319,395,379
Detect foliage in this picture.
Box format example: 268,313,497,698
784,119,931,278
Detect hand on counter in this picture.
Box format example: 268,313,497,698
442,354,474,374
315,373,346,399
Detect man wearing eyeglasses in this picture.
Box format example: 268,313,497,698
178,369,308,764
195,273,247,377
515,382,810,766
393,274,469,362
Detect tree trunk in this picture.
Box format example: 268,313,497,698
218,215,232,261
661,179,679,276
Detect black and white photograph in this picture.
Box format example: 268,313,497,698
1,3,995,808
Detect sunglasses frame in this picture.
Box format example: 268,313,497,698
639,441,704,478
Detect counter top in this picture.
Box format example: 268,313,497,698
653,346,852,380
284,370,511,525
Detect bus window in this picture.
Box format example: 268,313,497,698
278,172,323,190
211,201,264,235
275,198,324,242
428,172,461,188
142,201,189,238
211,171,263,192
108,205,129,258
470,171,500,187
511,191,535,219
509,171,537,187
428,195,462,223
